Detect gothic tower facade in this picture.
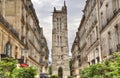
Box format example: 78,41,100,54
52,1,70,78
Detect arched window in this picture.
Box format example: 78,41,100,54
4,42,12,56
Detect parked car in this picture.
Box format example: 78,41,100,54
40,73,49,78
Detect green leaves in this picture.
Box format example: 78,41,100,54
50,75,59,78
67,76,72,78
0,57,17,78
49,66,52,75
0,57,37,78
12,67,37,78
80,52,120,78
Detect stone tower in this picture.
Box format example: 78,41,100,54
52,1,70,78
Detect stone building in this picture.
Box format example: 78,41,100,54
40,28,49,74
83,0,101,66
99,0,120,60
71,32,79,78
0,0,49,77
72,0,120,77
52,1,70,78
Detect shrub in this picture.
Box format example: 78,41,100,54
50,75,59,78
80,52,120,78
0,57,37,78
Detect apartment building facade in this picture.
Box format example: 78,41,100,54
40,28,49,74
72,0,120,77
71,32,79,78
0,0,49,77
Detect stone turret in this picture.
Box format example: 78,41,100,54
62,1,67,13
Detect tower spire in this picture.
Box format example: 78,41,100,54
54,7,56,12
64,0,66,6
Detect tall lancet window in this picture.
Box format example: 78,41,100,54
60,18,62,32
60,36,62,46
57,18,59,32
57,36,59,46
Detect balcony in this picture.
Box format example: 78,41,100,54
0,54,9,59
0,54,25,63
0,15,19,38
18,58,24,64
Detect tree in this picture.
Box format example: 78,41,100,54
0,57,17,78
67,76,72,78
69,59,72,76
12,67,37,78
49,66,52,75
50,75,59,78
80,52,120,78
0,57,37,78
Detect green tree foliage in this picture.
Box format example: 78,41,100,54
0,57,17,78
69,59,72,76
50,75,59,78
80,52,120,78
67,76,73,78
49,66,52,75
0,57,37,78
12,67,37,78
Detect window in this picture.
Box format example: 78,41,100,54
57,36,59,46
15,46,18,59
57,22,59,32
60,18,62,32
115,25,119,45
96,26,98,39
108,32,112,54
101,12,105,29
113,0,119,13
96,57,100,63
21,4,24,21
0,0,2,14
26,31,28,46
91,59,95,64
106,4,109,22
93,31,95,42
4,42,12,56
21,26,24,42
21,26,24,36
100,0,103,7
60,36,62,46
90,34,92,45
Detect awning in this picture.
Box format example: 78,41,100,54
20,63,28,68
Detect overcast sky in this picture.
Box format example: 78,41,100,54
31,0,86,61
